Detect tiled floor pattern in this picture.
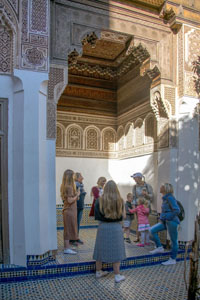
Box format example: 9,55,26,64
0,260,193,300
56,228,156,264
0,228,189,284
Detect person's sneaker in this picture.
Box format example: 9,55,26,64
76,239,84,245
70,241,78,246
125,238,131,243
115,274,125,283
137,243,144,247
161,258,176,266
149,246,164,254
64,248,77,254
96,270,109,278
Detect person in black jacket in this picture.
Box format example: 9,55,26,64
93,180,126,283
74,172,87,244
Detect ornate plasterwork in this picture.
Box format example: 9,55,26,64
21,0,49,72
48,67,64,100
30,0,47,33
178,27,184,98
56,123,65,148
56,109,163,159
160,7,175,22
7,0,18,13
102,127,116,151
68,43,151,81
184,28,200,98
82,31,98,47
150,91,170,120
47,101,56,140
150,90,170,149
0,25,12,73
0,0,18,73
66,124,83,150
164,86,175,115
145,113,155,144
47,65,66,139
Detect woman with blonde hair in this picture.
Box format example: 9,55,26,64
149,183,180,265
60,169,80,254
93,180,126,283
89,176,106,217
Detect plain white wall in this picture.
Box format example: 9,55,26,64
56,153,156,205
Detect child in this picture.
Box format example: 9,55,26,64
124,193,134,243
129,197,150,247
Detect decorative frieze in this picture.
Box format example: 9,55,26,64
56,108,170,159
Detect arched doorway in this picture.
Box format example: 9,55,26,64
54,29,169,207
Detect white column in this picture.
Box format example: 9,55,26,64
176,97,199,241
14,69,57,256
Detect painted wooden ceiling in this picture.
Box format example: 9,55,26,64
57,30,158,116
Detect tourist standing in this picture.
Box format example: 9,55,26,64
149,183,180,265
131,172,153,242
60,169,80,254
75,172,87,244
89,177,106,217
93,180,126,283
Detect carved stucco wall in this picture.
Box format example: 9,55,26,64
0,0,49,75
0,0,18,74
184,26,200,98
20,0,49,71
48,0,178,140
51,0,172,78
56,102,169,159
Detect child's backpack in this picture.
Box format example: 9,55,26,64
166,198,185,222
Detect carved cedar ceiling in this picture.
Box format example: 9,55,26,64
128,0,164,10
57,30,160,117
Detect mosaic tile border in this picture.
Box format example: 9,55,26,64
0,249,190,284
26,250,56,267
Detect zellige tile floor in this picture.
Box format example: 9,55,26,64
0,260,192,300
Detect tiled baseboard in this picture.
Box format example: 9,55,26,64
27,250,56,267
0,249,190,283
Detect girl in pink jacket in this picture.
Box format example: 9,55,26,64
129,197,150,247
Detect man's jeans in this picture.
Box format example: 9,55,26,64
77,209,83,233
150,220,179,259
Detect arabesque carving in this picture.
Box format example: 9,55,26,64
21,0,49,71
82,32,98,47
68,48,79,65
68,43,154,81
151,91,170,120
160,7,175,22
0,26,12,73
